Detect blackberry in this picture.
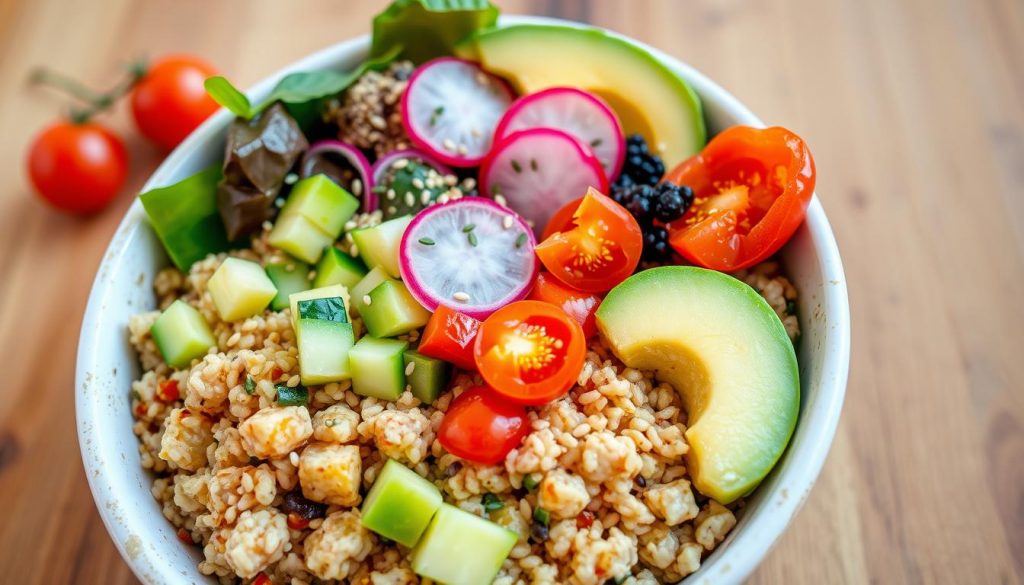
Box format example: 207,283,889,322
652,183,694,223
614,134,665,189
643,226,672,262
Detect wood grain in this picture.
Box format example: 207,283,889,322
0,0,1021,583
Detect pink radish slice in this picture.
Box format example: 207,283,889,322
402,58,514,168
494,87,625,180
301,140,376,211
371,148,454,185
399,197,538,320
479,128,609,234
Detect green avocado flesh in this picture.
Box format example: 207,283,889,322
150,300,216,368
361,459,442,547
456,24,706,165
410,503,517,585
595,266,799,503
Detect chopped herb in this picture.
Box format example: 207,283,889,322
533,507,550,526
530,158,538,171
244,376,256,395
462,223,476,233
511,159,522,173
324,418,337,428
515,232,527,249
418,237,436,246
276,384,308,406
468,231,479,247
429,105,445,126
490,183,501,195
482,492,504,512
129,389,141,400
372,185,387,194
590,138,603,147
523,473,540,491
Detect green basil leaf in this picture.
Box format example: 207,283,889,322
204,76,254,119
371,0,499,63
297,297,348,323
276,384,309,406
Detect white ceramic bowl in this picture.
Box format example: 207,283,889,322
76,15,850,585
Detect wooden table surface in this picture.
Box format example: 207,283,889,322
0,0,1021,583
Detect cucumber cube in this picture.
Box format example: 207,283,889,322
206,257,278,321
150,300,217,368
267,213,334,264
285,174,360,236
297,318,355,385
314,246,368,289
265,260,311,311
349,336,409,400
351,266,392,317
362,280,432,338
410,504,517,585
361,459,443,547
351,215,412,278
289,285,351,329
403,351,450,405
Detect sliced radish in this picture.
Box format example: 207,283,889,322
494,87,625,180
479,128,609,234
402,58,514,168
371,148,454,186
399,198,537,319
301,140,376,211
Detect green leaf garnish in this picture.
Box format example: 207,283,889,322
370,0,499,64
244,376,256,395
204,76,254,119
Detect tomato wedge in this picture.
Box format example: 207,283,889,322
541,195,584,241
473,300,585,405
535,188,643,293
438,386,530,465
417,304,481,371
665,126,816,271
527,273,601,338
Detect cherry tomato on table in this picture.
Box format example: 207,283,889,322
438,386,530,465
473,300,586,406
131,55,219,150
27,121,128,214
665,126,816,271
417,304,481,371
527,273,602,338
535,188,643,293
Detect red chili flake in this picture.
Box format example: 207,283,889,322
286,512,310,531
252,574,271,585
180,409,191,418
176,528,192,544
271,366,284,380
134,403,148,417
576,510,595,529
158,379,180,402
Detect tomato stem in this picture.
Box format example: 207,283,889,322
30,60,148,124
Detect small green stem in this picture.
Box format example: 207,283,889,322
32,59,148,124
29,68,104,104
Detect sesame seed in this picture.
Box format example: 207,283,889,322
289,451,300,466
284,173,298,185
421,190,432,204
442,139,456,151
352,179,363,196
393,158,409,169
470,127,481,138
344,220,357,231
412,178,425,189
446,175,458,187
453,291,471,302
494,194,508,207
274,198,285,208
387,205,397,215
349,244,359,257
515,232,528,249
386,189,397,200
369,114,387,129
405,362,416,376
425,177,437,189
461,177,476,190
405,192,415,207
457,144,468,155
307,270,317,280
363,295,372,306
475,72,488,85
502,215,514,229
437,194,450,205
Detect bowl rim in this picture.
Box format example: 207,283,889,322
76,14,850,585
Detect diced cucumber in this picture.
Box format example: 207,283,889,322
403,351,450,405
410,504,517,585
265,260,311,311
297,298,348,322
350,266,392,316
267,213,334,264
314,246,368,289
289,285,351,329
296,318,354,385
284,174,360,236
351,215,412,278
349,336,409,400
139,165,232,270
206,257,278,321
361,459,443,547
362,280,432,338
150,300,217,368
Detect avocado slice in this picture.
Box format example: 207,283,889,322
595,266,799,503
456,24,705,165
410,503,517,585
361,459,442,547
